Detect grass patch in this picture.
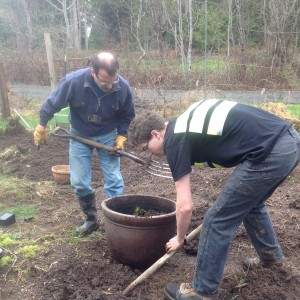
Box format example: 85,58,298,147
0,118,9,133
1,204,37,220
0,174,33,203
287,104,300,118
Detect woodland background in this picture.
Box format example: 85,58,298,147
0,0,300,91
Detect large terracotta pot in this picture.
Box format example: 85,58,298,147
101,194,176,269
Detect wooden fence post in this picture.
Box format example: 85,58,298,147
44,33,57,91
0,63,10,118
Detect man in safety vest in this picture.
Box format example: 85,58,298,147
130,99,300,300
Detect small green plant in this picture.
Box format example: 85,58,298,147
0,232,19,247
68,227,100,244
69,228,83,244
134,206,145,216
0,255,14,267
236,278,247,288
16,245,43,259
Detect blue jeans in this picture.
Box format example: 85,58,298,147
69,127,124,198
192,127,300,297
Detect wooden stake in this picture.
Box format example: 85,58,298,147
44,33,57,91
0,63,10,117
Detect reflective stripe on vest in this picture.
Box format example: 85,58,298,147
174,99,237,135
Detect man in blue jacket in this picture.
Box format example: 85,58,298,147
130,99,300,299
34,52,135,236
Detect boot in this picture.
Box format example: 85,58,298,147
164,283,211,300
75,192,100,237
243,257,284,270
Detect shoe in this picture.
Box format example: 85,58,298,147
243,257,284,270
164,283,210,300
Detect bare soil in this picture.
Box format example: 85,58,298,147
0,108,300,299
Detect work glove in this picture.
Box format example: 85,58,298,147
33,125,47,150
113,135,127,151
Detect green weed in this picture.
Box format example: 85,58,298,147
0,232,19,247
16,245,43,259
0,256,14,267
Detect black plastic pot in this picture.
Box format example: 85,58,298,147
101,194,176,269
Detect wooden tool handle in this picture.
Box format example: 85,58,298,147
51,127,146,165
122,224,202,296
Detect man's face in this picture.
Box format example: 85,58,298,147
140,130,165,157
92,69,119,93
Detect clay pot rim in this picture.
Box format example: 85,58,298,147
101,194,176,225
51,164,70,175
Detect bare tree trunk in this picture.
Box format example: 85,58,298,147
21,0,33,53
175,23,178,56
71,0,81,50
46,0,73,48
235,0,246,78
177,0,186,73
263,0,269,52
63,0,72,48
135,0,146,65
83,12,88,51
227,0,232,57
9,2,26,50
187,0,193,73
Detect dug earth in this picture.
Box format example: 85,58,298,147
0,123,300,300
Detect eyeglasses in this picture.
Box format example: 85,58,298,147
142,135,156,151
96,76,119,86
142,140,150,151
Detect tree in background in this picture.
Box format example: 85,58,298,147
0,0,299,87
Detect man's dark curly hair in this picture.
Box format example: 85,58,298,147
130,111,166,145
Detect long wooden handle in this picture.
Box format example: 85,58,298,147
122,223,202,296
51,127,146,165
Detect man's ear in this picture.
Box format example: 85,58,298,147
150,130,160,139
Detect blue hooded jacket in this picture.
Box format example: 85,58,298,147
39,67,135,136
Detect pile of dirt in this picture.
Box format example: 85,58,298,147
0,125,300,299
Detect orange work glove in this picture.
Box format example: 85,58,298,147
114,135,127,151
33,125,47,150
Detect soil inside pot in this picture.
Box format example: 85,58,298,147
133,206,167,217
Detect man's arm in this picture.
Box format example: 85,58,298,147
116,84,135,136
166,174,193,253
34,76,71,149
